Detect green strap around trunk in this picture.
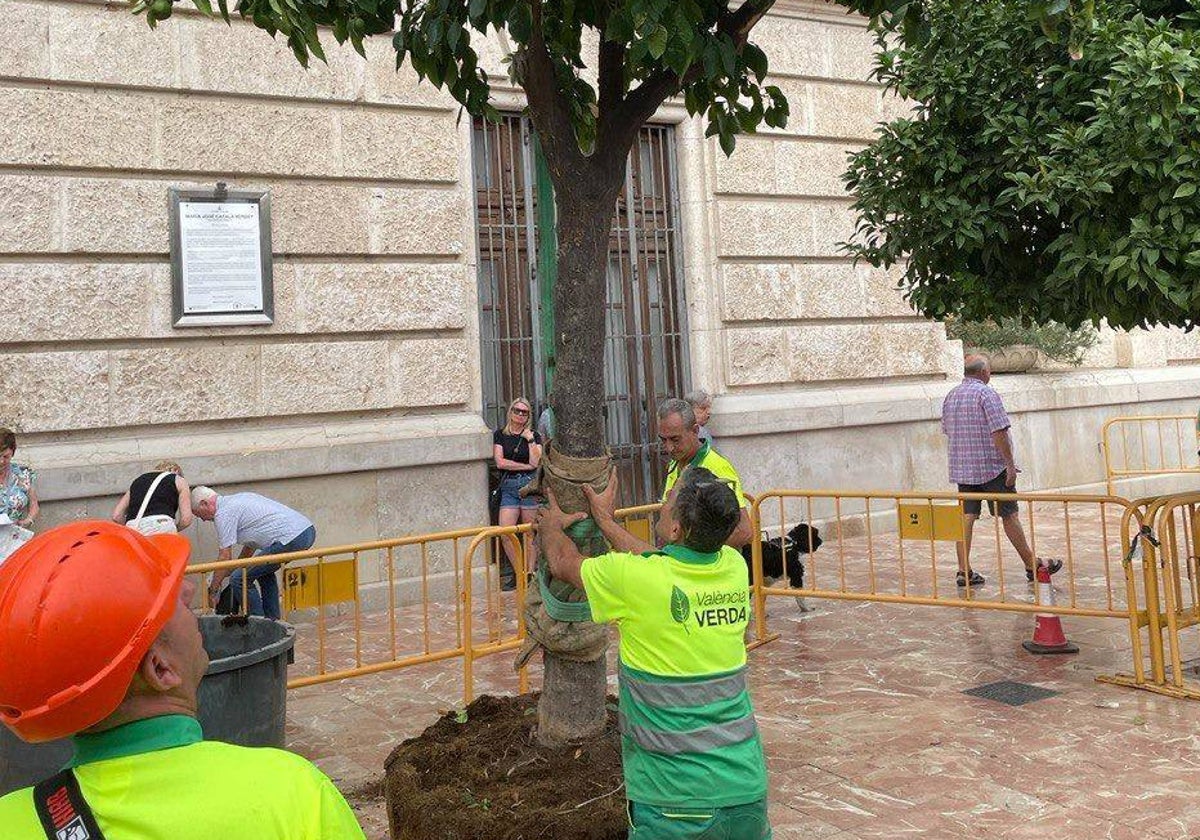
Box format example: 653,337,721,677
537,518,603,622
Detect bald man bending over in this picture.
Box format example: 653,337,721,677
941,355,1061,588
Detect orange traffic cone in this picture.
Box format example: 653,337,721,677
1022,562,1079,655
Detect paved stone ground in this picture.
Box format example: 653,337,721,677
285,501,1200,839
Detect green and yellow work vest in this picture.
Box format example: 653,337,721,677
581,544,768,808
662,442,747,508
0,715,366,839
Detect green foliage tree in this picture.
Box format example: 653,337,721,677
131,0,1083,747
845,0,1200,331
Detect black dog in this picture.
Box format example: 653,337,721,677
741,522,822,590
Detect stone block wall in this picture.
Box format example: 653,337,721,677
0,0,490,578
699,3,958,393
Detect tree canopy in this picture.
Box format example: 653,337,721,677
845,0,1200,331
134,0,1039,162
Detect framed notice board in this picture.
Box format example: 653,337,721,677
169,184,274,327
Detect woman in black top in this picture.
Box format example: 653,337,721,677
492,397,541,589
112,460,194,536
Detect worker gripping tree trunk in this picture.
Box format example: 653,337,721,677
537,466,771,839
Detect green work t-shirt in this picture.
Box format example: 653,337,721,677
0,715,367,840
662,442,747,508
581,545,768,808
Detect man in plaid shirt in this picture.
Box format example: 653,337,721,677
941,355,1061,587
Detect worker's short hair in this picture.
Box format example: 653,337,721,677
658,398,696,428
684,389,712,409
673,467,740,553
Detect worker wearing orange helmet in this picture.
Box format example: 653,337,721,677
0,520,366,839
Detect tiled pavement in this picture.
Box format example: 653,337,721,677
285,501,1200,838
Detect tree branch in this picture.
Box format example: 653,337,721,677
607,0,777,155
524,0,585,181
720,0,776,48
597,36,626,134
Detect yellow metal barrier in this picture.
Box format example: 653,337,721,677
188,527,492,691
186,503,665,700
1099,490,1200,699
747,489,1148,688
189,486,1200,703
1102,414,1200,494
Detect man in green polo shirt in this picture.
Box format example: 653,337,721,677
658,398,752,547
0,520,366,840
539,467,771,839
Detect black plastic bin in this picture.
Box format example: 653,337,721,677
197,615,295,748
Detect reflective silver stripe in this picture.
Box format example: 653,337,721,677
619,663,747,709
619,711,759,756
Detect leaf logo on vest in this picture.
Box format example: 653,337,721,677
46,785,91,840
670,585,691,635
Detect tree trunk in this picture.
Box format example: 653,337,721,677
550,180,622,456
537,651,609,747
535,166,627,747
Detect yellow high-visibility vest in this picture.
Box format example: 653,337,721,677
0,715,366,840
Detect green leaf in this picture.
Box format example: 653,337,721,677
743,43,768,82
303,23,326,62
670,585,690,626
506,2,532,42
647,24,668,60
1174,183,1197,199
289,36,310,68
717,36,736,78
191,0,213,16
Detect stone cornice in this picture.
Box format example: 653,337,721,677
769,0,870,27
710,366,1200,438
24,412,493,502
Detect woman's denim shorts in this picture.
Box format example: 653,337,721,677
499,471,539,509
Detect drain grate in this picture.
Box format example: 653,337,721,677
962,680,1058,706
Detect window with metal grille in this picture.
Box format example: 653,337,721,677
472,115,689,506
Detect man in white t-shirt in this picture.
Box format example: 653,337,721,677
190,487,316,619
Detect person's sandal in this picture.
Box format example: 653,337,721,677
956,569,985,587
1026,558,1064,582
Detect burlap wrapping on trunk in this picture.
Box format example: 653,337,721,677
514,443,612,669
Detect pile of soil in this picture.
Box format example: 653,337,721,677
384,693,625,840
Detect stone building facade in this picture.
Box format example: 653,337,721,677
2,0,1198,581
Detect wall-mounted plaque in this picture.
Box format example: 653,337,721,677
170,185,274,327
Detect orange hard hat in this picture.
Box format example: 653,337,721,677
0,520,191,742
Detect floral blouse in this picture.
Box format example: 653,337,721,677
1,464,35,523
